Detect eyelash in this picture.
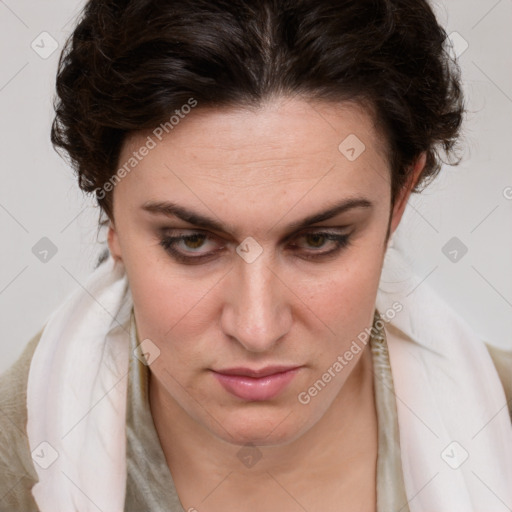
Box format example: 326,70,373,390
159,229,352,264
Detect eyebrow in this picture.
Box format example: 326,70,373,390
141,197,373,235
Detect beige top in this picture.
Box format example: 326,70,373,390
1,309,511,511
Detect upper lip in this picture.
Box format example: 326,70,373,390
213,365,301,378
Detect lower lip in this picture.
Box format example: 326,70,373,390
212,368,300,401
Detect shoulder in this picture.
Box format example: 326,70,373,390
484,343,512,421
0,327,45,511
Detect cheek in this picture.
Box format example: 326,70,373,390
117,223,223,344
299,244,384,334
128,266,210,345
129,269,212,399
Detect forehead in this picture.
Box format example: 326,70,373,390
116,96,391,214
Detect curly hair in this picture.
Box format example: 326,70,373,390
51,0,464,225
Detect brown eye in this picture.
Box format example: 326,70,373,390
159,229,351,265
303,232,329,248
290,231,351,259
181,233,207,249
159,231,221,263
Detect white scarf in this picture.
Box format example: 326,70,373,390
376,246,512,511
26,248,512,511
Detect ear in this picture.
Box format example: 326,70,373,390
107,219,123,263
389,152,427,237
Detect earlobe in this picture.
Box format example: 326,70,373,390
389,152,427,236
107,221,123,263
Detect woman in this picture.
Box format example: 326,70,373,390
1,0,511,511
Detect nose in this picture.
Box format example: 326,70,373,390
220,250,292,353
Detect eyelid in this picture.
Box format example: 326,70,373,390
159,227,352,264
160,225,351,241
160,226,352,247
282,226,350,242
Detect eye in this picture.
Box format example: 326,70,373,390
159,231,218,263
159,229,351,264
290,231,351,260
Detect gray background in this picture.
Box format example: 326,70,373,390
1,0,511,373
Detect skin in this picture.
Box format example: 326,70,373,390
107,95,425,511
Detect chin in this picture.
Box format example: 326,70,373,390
208,407,311,448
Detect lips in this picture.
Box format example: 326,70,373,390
211,366,301,401
214,365,300,378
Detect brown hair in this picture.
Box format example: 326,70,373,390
51,0,464,228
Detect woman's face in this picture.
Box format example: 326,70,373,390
108,96,417,446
